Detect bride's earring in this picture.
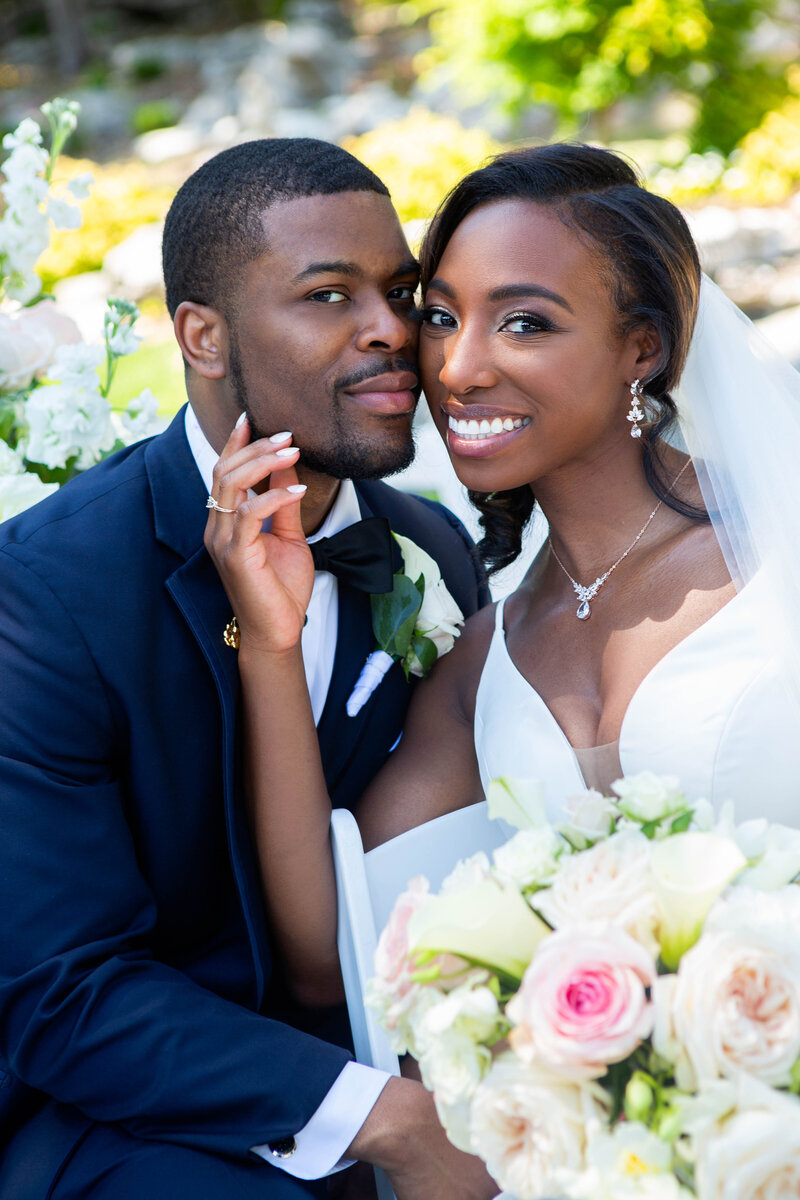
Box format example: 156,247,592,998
626,378,645,439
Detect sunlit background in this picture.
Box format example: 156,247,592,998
2,0,799,576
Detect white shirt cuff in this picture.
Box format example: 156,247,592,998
252,1062,390,1179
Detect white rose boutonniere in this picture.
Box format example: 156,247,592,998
346,532,465,716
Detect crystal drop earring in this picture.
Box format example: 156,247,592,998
626,378,645,439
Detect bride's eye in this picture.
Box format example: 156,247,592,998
500,311,555,335
420,305,457,329
310,289,349,303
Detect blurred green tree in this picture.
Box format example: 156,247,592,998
370,0,793,154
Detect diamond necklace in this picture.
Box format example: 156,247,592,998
548,459,692,621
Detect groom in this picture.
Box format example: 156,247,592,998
0,140,491,1198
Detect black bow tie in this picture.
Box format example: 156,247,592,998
310,517,394,594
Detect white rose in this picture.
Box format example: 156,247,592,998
694,1080,800,1200
534,830,660,956
440,851,492,893
0,312,51,391
468,1054,605,1200
611,772,685,824
655,916,800,1088
493,826,564,890
416,1026,493,1106
392,531,464,674
560,789,617,848
0,473,58,522
731,820,800,890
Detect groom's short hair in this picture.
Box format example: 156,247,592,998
162,138,390,319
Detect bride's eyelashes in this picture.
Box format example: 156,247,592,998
420,304,558,336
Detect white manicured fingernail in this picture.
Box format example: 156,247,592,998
287,484,306,494
235,411,247,428
269,431,292,443
276,446,299,458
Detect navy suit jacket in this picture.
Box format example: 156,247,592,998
0,408,488,1181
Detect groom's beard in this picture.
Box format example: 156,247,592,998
228,332,418,481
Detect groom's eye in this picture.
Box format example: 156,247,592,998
309,289,349,303
387,285,417,302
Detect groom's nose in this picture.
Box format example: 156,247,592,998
354,297,418,358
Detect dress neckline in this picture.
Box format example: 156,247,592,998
494,580,752,756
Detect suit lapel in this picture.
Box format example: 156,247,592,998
145,410,269,1002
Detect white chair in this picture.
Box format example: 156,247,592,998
330,801,513,1200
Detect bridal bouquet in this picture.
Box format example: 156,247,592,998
0,99,161,521
368,774,800,1199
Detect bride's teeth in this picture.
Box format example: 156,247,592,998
491,417,504,433
479,419,491,435
503,417,514,431
447,413,531,439
513,418,522,428
467,420,480,436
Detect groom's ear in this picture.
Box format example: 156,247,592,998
173,301,228,380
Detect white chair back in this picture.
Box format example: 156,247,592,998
330,802,513,1200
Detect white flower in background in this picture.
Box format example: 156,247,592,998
654,887,800,1088
560,788,617,848
612,772,686,825
0,302,82,393
46,341,105,382
693,1078,800,1199
0,473,58,521
0,441,24,474
107,321,142,357
45,194,82,230
25,376,115,470
392,531,464,673
493,825,564,891
122,388,162,440
468,1054,605,1200
2,117,45,151
534,829,660,956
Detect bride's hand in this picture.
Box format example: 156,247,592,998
204,417,313,655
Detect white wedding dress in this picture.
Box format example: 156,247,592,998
474,577,800,824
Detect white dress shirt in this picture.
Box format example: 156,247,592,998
186,407,390,1177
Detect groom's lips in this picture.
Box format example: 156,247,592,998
342,371,418,415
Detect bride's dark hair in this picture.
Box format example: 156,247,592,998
419,143,705,575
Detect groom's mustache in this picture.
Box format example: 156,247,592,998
334,358,420,396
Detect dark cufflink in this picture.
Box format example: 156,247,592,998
268,1135,297,1160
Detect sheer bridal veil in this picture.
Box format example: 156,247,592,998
674,274,800,697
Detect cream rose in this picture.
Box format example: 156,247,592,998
560,789,617,848
492,826,564,891
533,829,660,956
507,922,656,1080
468,1053,605,1200
611,772,685,825
694,1080,800,1199
654,917,800,1088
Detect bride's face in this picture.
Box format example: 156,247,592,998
420,199,648,494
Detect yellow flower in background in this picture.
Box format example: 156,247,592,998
344,108,505,231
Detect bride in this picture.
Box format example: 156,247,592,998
205,142,800,1008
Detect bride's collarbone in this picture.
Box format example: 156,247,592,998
503,568,736,749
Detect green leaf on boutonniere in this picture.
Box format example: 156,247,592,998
371,572,423,658
408,634,437,679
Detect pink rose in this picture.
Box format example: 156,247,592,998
0,301,81,392
367,877,434,1052
507,922,656,1080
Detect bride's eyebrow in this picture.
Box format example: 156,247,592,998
487,283,574,313
425,276,573,313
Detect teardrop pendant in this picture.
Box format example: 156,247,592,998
576,600,591,620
